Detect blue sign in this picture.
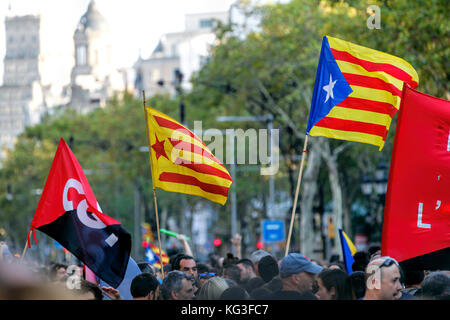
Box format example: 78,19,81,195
262,220,285,243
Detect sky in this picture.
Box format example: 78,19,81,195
0,0,237,85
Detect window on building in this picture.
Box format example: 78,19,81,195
199,19,214,29
76,45,87,66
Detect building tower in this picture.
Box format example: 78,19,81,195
70,0,122,113
0,14,45,161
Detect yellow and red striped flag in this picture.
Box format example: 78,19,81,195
145,107,233,205
306,36,419,150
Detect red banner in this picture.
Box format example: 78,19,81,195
382,86,450,262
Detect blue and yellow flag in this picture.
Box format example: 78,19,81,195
338,229,357,274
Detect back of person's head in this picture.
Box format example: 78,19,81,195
244,276,265,294
263,275,283,292
420,271,450,299
349,271,366,300
136,261,156,276
219,286,250,300
250,287,272,300
352,251,369,272
318,268,352,300
368,245,381,257
130,273,159,299
258,255,279,283
160,270,191,300
196,263,210,275
222,263,241,284
223,253,238,267
250,250,271,265
403,269,425,287
197,276,229,300
73,279,103,300
327,261,346,271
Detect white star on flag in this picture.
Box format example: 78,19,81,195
323,74,337,103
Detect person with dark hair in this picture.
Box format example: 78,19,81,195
223,253,239,267
130,273,160,300
160,270,196,300
349,271,366,300
73,279,103,300
171,254,197,278
236,258,256,285
327,261,346,271
171,253,198,293
402,269,425,296
244,276,265,294
352,251,369,272
264,253,321,300
419,271,450,300
48,263,68,282
220,286,250,300
250,287,272,300
222,263,241,285
315,268,352,300
258,255,279,283
196,263,213,289
136,261,156,276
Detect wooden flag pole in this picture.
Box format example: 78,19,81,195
285,134,309,257
142,91,165,279
20,230,31,263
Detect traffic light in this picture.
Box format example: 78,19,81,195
256,241,264,250
142,240,149,248
213,238,222,247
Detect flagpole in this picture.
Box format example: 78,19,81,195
20,230,31,263
285,134,309,257
142,91,165,279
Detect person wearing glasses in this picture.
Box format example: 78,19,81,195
198,271,216,288
363,256,403,300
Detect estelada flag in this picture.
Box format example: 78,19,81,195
339,229,357,274
382,86,450,269
146,243,169,270
145,107,233,205
29,138,131,287
306,36,419,150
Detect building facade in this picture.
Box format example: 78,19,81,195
134,11,229,98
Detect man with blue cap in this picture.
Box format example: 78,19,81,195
265,253,323,300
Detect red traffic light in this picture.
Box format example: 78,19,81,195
256,241,263,249
142,240,149,248
213,238,222,247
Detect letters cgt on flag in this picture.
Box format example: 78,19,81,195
29,138,131,288
307,36,419,150
145,107,233,205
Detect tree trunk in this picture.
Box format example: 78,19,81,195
299,137,322,257
321,140,344,256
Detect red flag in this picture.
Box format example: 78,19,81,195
382,86,450,266
30,138,131,287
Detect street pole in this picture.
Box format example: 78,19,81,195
134,183,141,259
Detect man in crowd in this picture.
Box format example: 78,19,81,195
236,258,257,285
363,256,403,300
265,253,322,299
160,270,196,300
130,272,160,300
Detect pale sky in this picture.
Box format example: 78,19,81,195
0,0,237,85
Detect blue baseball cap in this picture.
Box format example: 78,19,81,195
280,253,323,278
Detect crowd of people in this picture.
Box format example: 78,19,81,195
0,238,449,300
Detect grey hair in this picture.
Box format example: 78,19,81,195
160,270,191,300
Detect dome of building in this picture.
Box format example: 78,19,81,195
77,0,109,32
